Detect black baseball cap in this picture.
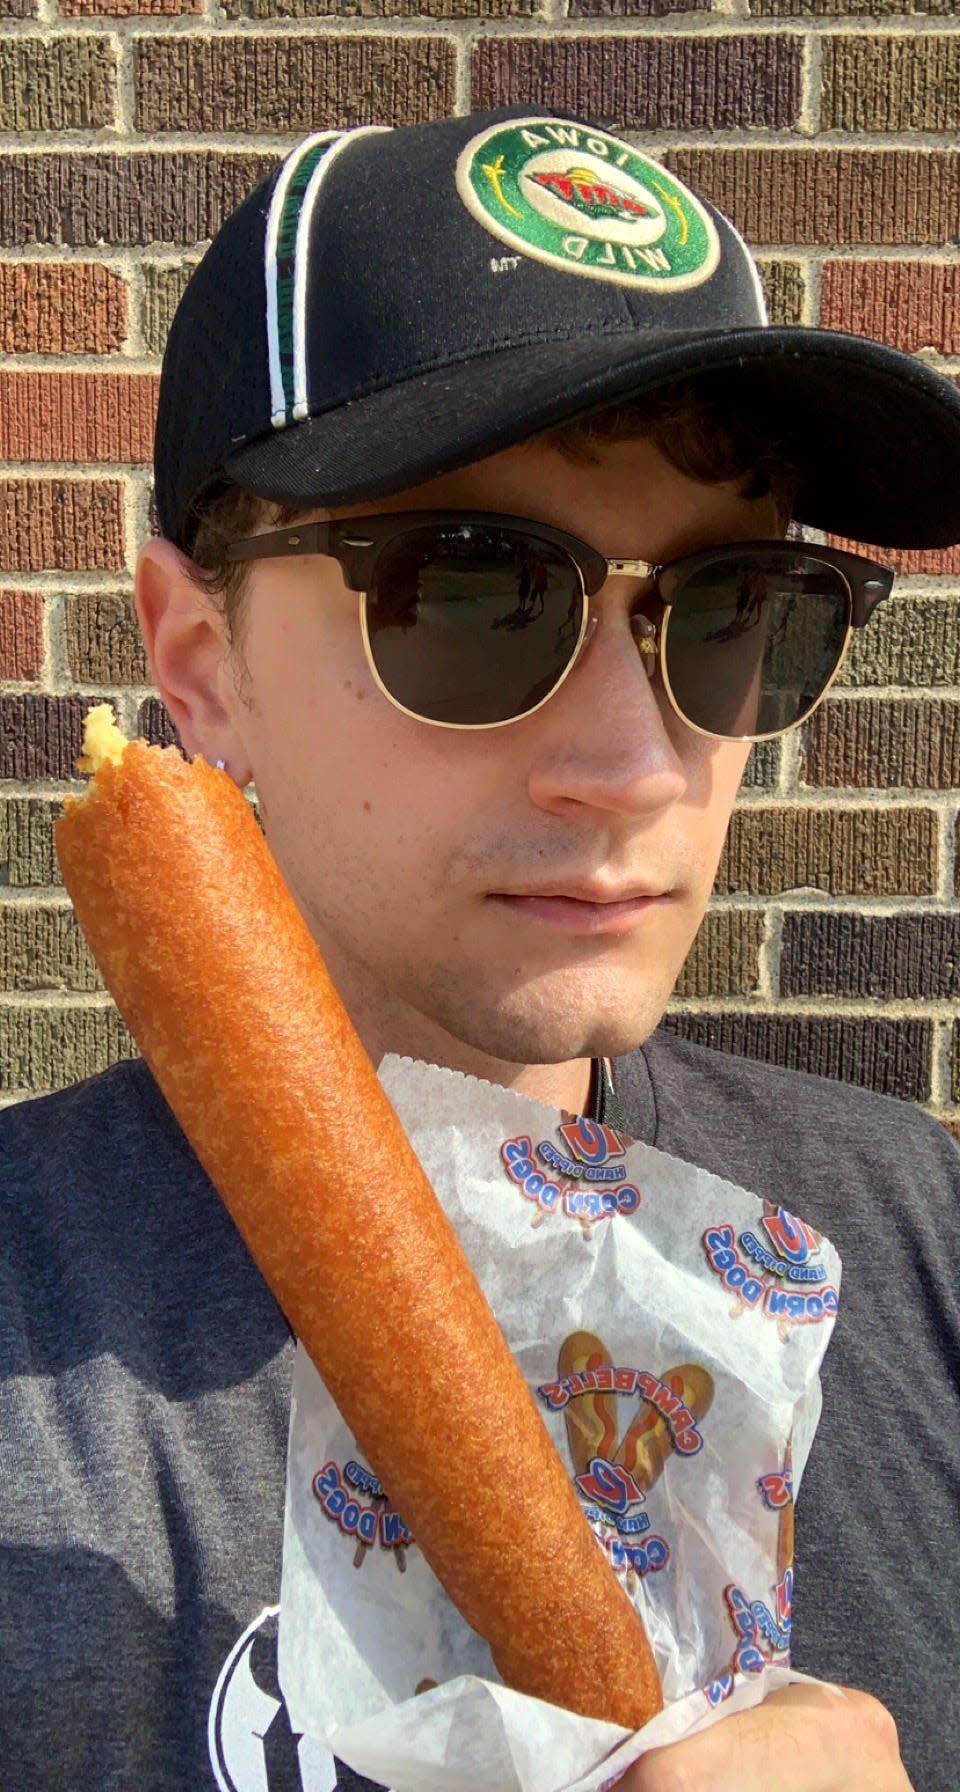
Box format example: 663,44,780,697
155,106,960,553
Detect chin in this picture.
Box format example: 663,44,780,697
436,983,671,1069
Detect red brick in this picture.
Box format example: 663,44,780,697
0,372,158,465
0,481,125,574
0,591,44,680
0,694,110,780
821,36,960,134
0,35,115,130
471,35,802,129
0,152,276,249
134,35,455,132
828,534,960,578
0,262,127,355
820,261,960,356
666,149,960,247
662,1012,932,1102
801,698,960,790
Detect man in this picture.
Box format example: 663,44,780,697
2,107,959,1791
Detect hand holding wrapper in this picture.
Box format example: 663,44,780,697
54,707,663,1729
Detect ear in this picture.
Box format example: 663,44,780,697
134,538,253,786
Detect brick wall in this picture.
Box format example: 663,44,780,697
1,2,958,1134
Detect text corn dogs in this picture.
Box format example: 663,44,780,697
55,707,663,1730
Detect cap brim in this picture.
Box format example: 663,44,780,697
226,326,960,550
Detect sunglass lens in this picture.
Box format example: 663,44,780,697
364,524,585,725
664,552,851,739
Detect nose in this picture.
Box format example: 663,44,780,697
525,589,689,819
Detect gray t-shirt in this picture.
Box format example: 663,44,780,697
1,1033,957,1791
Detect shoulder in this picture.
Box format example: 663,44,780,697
617,1027,959,1236
0,1057,286,1386
0,1055,195,1214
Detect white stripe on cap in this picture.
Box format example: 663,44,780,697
291,124,393,423
265,131,344,429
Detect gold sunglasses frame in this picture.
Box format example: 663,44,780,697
224,511,895,741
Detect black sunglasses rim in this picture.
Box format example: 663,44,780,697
223,510,895,625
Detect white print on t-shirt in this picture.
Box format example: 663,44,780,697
208,1605,338,1792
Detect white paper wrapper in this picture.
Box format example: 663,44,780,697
278,1057,842,1789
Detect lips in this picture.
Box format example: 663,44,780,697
487,884,669,934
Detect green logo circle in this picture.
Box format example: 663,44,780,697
456,118,720,291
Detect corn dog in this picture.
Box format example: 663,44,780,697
55,706,663,1730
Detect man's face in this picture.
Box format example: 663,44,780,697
210,433,780,1078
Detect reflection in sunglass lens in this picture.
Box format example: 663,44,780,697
663,553,851,739
364,524,585,725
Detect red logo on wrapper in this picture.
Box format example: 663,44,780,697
500,1121,640,1229
702,1203,838,1331
312,1459,413,1571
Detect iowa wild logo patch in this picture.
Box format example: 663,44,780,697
456,117,720,290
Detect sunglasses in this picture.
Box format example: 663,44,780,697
224,511,894,740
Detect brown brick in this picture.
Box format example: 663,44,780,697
0,1004,137,1094
0,591,44,681
0,801,63,889
822,37,960,134
757,258,805,327
222,0,537,14
0,262,127,355
820,261,960,356
675,909,764,999
568,0,711,14
141,262,197,357
837,594,960,690
63,0,199,15
138,696,179,748
471,36,802,130
135,35,455,132
661,1011,932,1102
829,535,960,578
0,36,115,131
752,0,953,13
780,911,960,999
0,0,39,16
742,738,780,789
801,698,960,791
717,806,938,896
0,481,125,574
0,152,275,249
952,1019,960,1103
0,695,111,781
0,372,158,465
65,592,149,686
0,905,101,994
665,149,960,247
